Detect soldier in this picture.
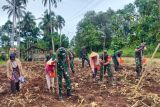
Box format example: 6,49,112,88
112,50,123,71
135,43,146,77
68,49,75,74
100,51,115,85
80,47,90,68
57,47,73,100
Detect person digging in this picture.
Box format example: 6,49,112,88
56,47,74,100
44,53,57,93
6,53,23,93
135,42,146,77
112,50,123,71
100,51,115,85
89,52,101,82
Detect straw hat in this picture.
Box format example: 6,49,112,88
90,52,98,58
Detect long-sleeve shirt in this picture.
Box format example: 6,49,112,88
6,58,23,78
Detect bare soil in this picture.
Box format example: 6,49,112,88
0,60,160,107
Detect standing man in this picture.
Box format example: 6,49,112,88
80,47,90,68
6,53,23,93
57,47,73,100
135,43,146,77
100,51,114,85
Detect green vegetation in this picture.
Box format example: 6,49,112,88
0,61,6,65
0,0,66,53
0,0,160,58
72,0,160,57
105,47,160,58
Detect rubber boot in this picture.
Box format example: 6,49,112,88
67,89,74,97
59,91,63,100
50,87,55,94
136,69,141,78
108,77,116,86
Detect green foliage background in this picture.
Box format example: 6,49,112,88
71,0,160,57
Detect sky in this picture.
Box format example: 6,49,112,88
0,0,135,41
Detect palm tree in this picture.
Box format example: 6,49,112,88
42,0,62,51
19,12,36,38
18,11,40,58
42,0,61,9
39,10,56,36
1,20,12,38
1,20,12,48
56,15,65,47
21,0,28,5
2,0,26,47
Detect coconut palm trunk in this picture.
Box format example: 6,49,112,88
3,0,27,49
17,18,21,58
11,0,16,48
49,0,55,52
60,29,62,47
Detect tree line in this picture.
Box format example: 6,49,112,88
1,0,160,57
72,0,160,55
0,0,68,54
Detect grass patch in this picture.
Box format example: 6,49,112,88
121,48,135,57
100,47,160,58
0,61,6,65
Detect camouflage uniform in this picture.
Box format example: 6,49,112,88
81,48,90,68
68,50,75,74
135,45,144,76
57,47,72,98
100,52,113,82
112,50,122,71
135,43,146,76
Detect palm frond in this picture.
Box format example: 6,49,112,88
42,0,48,6
8,10,13,18
2,5,11,11
6,0,13,5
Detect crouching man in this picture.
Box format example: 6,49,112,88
89,52,100,81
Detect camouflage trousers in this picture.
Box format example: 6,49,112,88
112,57,120,71
57,67,71,95
100,64,113,81
135,57,142,76
70,59,74,74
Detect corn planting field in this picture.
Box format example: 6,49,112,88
0,59,160,107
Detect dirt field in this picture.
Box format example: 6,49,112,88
0,60,160,107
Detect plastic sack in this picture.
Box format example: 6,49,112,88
19,76,25,83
